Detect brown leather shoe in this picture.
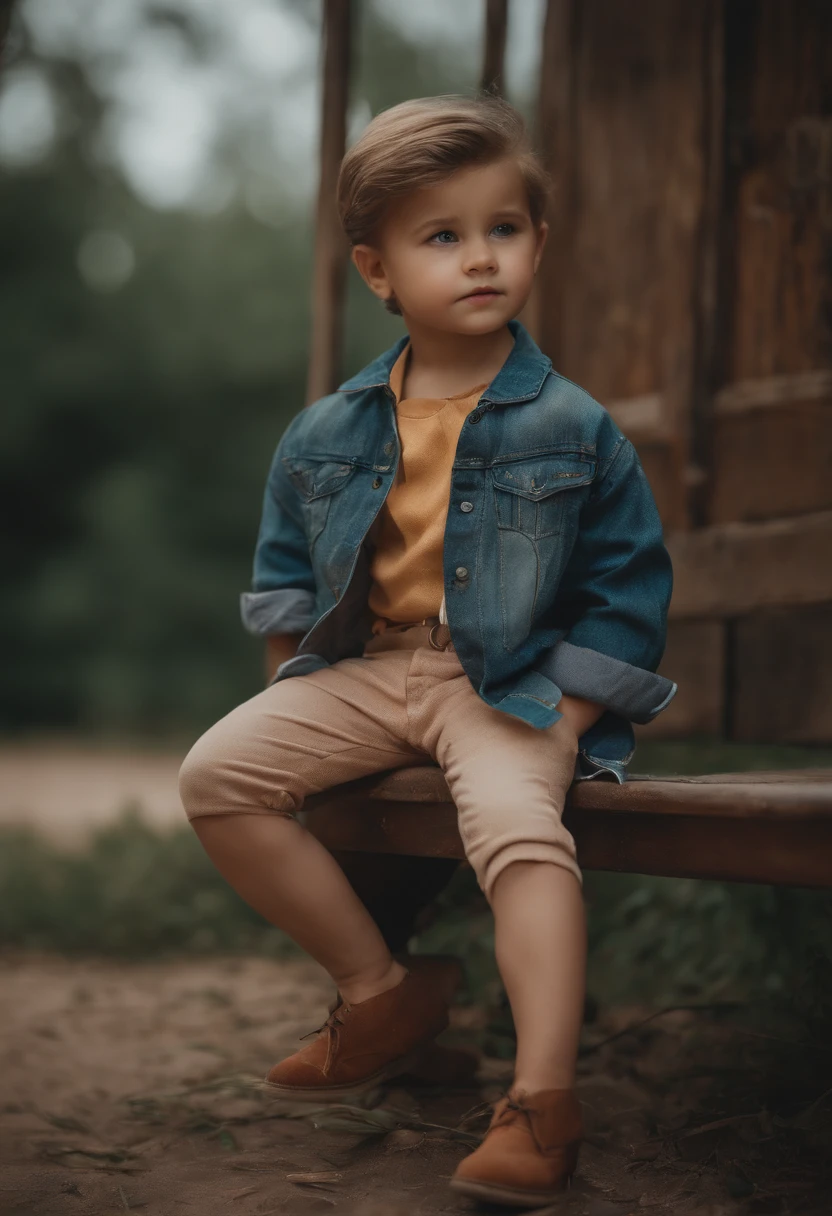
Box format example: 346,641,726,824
264,962,453,1101
450,1086,583,1207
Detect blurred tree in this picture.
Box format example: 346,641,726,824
0,0,479,739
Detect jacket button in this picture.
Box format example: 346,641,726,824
455,566,469,580
460,501,474,512
372,477,382,489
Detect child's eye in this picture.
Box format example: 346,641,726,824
425,223,515,244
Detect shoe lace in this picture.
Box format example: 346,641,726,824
505,1096,530,1114
298,997,348,1076
494,1092,581,1158
493,1093,548,1155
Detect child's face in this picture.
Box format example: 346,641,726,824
352,158,547,335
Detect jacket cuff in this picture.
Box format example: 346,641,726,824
240,588,316,636
537,640,676,724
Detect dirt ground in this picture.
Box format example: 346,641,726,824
1,953,830,1216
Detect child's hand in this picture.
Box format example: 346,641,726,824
556,693,605,741
265,633,306,684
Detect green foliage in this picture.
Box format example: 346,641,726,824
634,739,832,776
0,807,297,958
1,96,313,737
584,873,832,1024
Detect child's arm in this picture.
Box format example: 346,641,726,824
264,632,305,684
539,434,676,724
240,418,318,680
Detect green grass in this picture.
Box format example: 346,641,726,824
0,806,299,959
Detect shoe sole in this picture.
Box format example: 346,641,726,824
448,1175,573,1208
262,1042,433,1103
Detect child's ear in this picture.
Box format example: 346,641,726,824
533,220,549,273
351,245,394,305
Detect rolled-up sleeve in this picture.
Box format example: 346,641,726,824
537,435,677,723
239,421,317,638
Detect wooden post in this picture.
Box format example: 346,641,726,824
528,0,577,354
0,1,16,59
688,0,725,529
306,0,352,406
481,0,508,95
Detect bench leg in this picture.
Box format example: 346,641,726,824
328,850,461,954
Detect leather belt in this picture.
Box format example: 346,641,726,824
374,616,450,649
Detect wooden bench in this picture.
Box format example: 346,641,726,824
304,767,832,890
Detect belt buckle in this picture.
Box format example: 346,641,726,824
428,622,444,650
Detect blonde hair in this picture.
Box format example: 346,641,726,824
338,94,549,314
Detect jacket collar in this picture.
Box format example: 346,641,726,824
337,319,552,405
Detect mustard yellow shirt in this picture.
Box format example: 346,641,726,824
368,343,487,632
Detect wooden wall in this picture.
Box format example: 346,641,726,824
537,0,832,742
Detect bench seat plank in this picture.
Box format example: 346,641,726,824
303,768,832,889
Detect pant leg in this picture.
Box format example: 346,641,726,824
405,642,582,901
178,649,426,822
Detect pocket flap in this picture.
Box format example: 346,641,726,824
283,456,356,501
491,454,595,500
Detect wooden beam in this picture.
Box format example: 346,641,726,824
306,0,352,405
606,393,671,444
303,768,832,888
713,370,832,416
608,370,832,434
481,0,509,95
668,510,832,619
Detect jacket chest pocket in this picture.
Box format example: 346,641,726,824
491,453,596,652
491,454,595,539
283,456,356,550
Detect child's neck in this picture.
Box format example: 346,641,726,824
400,321,515,400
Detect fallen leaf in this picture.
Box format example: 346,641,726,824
286,1171,342,1186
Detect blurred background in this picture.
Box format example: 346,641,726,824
2,0,527,745
1,0,831,950
1,0,831,981
1,3,831,1210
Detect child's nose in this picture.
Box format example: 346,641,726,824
462,235,493,267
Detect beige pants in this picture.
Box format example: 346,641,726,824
179,624,581,900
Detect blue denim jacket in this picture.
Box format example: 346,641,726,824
241,320,676,782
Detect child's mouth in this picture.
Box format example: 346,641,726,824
462,288,501,301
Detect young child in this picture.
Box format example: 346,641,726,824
179,94,676,1207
